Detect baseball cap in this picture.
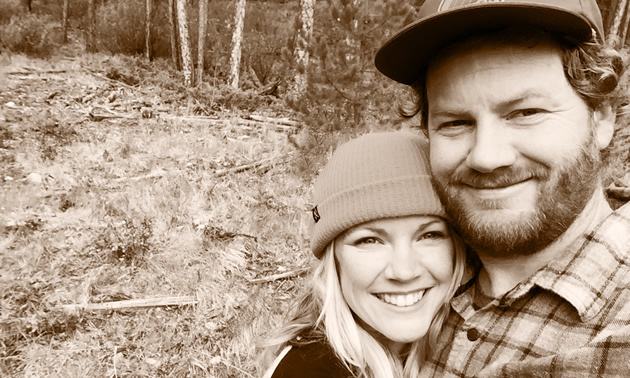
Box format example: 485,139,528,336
375,0,605,85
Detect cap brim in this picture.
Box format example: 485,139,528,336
375,4,593,85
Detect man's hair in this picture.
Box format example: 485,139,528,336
400,28,630,144
259,231,467,378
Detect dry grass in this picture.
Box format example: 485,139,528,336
1,45,629,378
0,52,348,377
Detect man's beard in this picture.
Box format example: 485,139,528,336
432,134,601,257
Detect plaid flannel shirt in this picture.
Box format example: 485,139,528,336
421,202,630,377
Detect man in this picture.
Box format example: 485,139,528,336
375,0,630,376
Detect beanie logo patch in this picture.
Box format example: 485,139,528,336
312,206,321,223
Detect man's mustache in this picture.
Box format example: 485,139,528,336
448,165,550,189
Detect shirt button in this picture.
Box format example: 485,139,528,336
467,328,480,341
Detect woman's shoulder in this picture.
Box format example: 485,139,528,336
263,338,353,378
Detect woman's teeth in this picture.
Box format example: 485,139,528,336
375,290,425,307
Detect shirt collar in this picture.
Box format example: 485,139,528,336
532,201,630,321
453,202,630,322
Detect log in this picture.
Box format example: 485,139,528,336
214,155,289,177
61,295,198,314
249,268,308,283
247,114,300,127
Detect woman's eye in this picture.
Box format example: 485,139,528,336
355,237,379,245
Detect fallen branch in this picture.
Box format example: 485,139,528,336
112,169,167,183
88,70,136,89
607,185,630,201
215,155,288,177
249,268,308,284
247,114,300,127
89,106,136,121
7,69,68,75
60,295,198,314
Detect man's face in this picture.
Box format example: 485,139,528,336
425,40,613,256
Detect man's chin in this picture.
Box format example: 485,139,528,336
449,206,543,256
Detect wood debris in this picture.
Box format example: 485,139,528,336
60,295,198,314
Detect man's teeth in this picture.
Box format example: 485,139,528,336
375,290,425,307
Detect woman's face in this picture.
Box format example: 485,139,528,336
335,215,455,353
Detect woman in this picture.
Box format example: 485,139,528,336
261,132,466,378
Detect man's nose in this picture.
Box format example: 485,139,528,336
384,243,422,282
466,120,516,173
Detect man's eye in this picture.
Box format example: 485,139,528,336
420,232,445,240
509,108,544,119
441,120,471,128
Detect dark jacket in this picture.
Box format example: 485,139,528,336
266,338,354,378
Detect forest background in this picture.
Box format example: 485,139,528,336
1,0,629,376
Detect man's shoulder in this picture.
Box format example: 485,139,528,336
595,201,630,254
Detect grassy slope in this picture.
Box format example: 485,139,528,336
0,53,320,377
1,49,629,377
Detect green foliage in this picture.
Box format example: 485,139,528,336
96,0,151,55
0,11,57,57
292,0,420,134
0,0,22,24
241,1,295,88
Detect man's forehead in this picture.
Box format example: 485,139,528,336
427,32,563,73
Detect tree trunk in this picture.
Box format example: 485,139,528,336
168,0,181,70
197,0,208,86
61,0,69,44
620,0,630,46
289,0,315,100
145,0,153,60
176,0,193,87
228,0,247,89
87,0,96,52
22,0,32,12
608,0,629,44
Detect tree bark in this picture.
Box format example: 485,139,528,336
620,0,630,46
168,0,181,70
22,0,32,12
197,0,209,86
289,0,315,99
61,0,69,44
87,0,96,52
228,0,247,89
608,0,629,44
145,0,153,60
176,0,194,87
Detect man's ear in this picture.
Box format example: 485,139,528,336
593,105,616,150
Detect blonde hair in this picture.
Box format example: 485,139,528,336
260,228,467,378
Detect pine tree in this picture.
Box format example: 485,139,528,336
176,0,193,87
288,0,315,100
300,0,420,130
197,0,209,86
145,0,153,60
229,0,247,88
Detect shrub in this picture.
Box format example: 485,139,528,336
92,215,154,266
0,0,22,25
0,12,57,58
96,0,149,55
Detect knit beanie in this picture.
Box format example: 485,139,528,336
310,131,445,258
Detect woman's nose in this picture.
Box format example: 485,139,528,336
384,243,422,282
